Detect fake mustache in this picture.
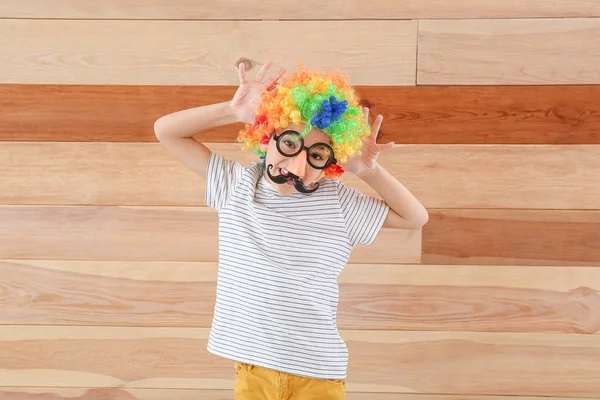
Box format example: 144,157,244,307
266,164,319,194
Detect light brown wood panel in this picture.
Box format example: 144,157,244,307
418,18,600,85
0,207,420,263
0,19,416,85
3,260,599,334
4,84,600,144
423,209,600,266
2,143,599,209
1,0,599,19
0,387,592,400
0,327,599,396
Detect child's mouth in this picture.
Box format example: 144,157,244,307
279,168,294,185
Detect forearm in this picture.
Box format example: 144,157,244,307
154,101,238,140
359,164,429,227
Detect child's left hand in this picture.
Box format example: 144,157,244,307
340,107,395,178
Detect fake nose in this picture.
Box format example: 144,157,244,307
286,149,307,178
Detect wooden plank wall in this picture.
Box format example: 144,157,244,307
1,1,599,399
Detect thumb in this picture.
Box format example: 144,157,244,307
378,142,394,152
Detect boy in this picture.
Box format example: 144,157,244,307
154,61,428,400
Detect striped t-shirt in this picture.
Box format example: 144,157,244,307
204,152,389,380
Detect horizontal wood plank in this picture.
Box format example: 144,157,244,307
0,327,599,397
423,209,600,265
0,19,416,85
418,18,600,85
0,387,592,400
2,143,599,209
0,207,420,263
3,84,600,144
2,260,599,334
1,0,599,19
0,85,240,143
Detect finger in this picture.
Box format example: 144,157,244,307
382,142,394,152
238,62,248,84
370,115,383,140
378,141,395,152
372,142,395,156
363,106,369,123
263,67,286,90
255,61,273,82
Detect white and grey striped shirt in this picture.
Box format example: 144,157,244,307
205,152,389,380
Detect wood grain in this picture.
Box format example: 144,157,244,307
418,18,600,85
1,0,599,19
3,84,600,144
0,388,592,400
423,209,600,265
0,207,420,264
0,85,239,142
0,388,235,400
2,260,599,334
2,143,599,209
0,327,599,396
0,19,416,85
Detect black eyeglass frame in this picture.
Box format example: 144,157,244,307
272,130,337,170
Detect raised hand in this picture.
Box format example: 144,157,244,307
230,61,286,124
340,107,394,177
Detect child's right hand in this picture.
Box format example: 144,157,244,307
230,61,286,124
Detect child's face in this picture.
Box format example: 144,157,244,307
260,123,333,195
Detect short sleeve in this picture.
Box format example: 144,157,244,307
205,152,246,212
335,180,390,247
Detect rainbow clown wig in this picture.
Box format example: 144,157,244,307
237,63,371,179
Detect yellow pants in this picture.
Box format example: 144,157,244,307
234,361,346,400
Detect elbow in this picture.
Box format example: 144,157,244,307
154,117,167,142
414,208,429,228
384,208,429,230
418,210,429,228
407,209,429,230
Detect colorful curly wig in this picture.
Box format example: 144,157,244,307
237,63,371,178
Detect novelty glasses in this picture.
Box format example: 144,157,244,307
273,130,337,170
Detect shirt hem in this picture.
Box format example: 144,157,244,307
206,345,348,381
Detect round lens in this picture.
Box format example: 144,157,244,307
308,144,334,169
278,132,302,156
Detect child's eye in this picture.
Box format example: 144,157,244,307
284,141,296,148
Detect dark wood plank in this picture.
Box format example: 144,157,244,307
3,260,599,334
363,85,600,144
422,209,600,265
2,85,599,144
0,84,240,142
